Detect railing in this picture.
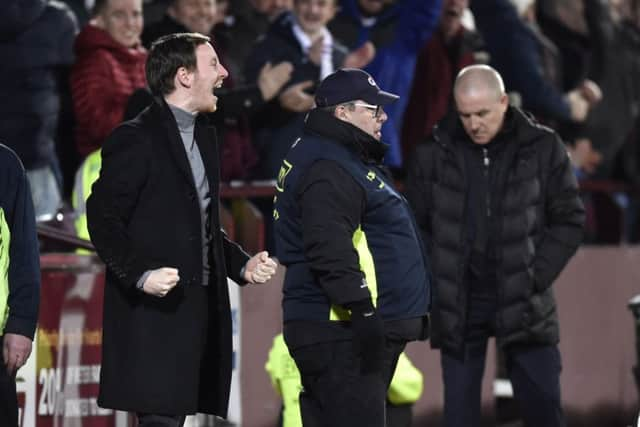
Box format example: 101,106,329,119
37,223,94,251
221,180,276,198
37,182,279,253
579,179,631,194
37,178,636,251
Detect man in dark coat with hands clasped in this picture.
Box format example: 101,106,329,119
87,33,277,427
406,64,585,427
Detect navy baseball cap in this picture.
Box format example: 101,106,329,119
315,68,399,107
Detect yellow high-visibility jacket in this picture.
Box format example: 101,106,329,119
265,334,424,427
72,149,101,247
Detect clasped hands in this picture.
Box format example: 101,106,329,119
143,251,277,297
243,251,277,285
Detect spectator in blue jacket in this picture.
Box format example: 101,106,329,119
471,0,600,129
328,0,443,168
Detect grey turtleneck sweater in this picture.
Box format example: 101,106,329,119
169,104,212,286
136,105,213,290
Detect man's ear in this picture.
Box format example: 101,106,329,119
500,93,509,111
175,67,192,88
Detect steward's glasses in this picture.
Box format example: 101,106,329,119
352,103,382,118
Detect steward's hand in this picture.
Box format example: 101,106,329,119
348,299,385,374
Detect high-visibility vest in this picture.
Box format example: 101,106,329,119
387,352,424,405
265,334,424,427
0,208,11,334
265,334,303,427
72,149,102,248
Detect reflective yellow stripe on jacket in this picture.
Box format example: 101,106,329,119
330,225,378,321
387,352,424,405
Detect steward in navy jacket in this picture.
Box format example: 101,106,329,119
274,108,431,348
0,144,40,340
0,143,40,426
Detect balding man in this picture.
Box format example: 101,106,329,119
406,64,585,427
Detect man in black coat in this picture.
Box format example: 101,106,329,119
86,33,277,427
406,65,585,427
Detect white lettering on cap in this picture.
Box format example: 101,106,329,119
368,76,376,86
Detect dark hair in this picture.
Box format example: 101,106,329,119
318,105,337,115
146,33,211,97
318,103,355,115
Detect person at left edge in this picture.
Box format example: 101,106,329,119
86,32,277,427
0,144,40,426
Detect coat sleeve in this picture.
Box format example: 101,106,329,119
86,125,151,289
222,230,251,285
395,0,442,53
533,135,585,291
297,160,372,305
4,150,40,339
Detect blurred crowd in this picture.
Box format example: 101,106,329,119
2,0,640,244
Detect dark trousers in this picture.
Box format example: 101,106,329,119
0,336,18,427
386,403,412,427
277,400,413,427
440,293,565,427
290,338,405,427
137,413,186,427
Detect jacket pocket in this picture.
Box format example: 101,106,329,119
523,289,556,337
